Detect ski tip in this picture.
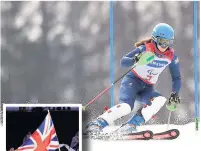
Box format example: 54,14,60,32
124,130,153,140
153,129,180,140
143,131,153,140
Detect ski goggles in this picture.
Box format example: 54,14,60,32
156,37,173,49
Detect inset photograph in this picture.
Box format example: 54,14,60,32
4,104,82,151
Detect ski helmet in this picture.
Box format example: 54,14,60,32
152,23,174,48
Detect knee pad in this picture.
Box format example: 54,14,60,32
141,96,167,122
119,98,134,110
99,103,132,125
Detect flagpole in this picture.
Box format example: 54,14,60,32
48,110,61,151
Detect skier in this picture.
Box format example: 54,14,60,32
85,23,181,135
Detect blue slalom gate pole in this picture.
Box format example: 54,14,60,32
110,1,114,107
193,1,199,131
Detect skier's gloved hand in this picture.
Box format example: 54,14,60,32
133,52,142,64
168,92,181,104
166,92,181,111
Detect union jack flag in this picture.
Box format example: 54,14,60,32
17,110,60,151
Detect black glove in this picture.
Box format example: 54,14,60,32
167,92,181,105
133,53,142,63
166,92,180,111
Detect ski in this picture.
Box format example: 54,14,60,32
152,129,180,140
117,130,153,140
83,130,153,140
84,129,180,140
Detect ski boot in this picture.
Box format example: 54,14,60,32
83,118,109,139
116,114,145,135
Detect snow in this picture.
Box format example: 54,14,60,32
84,122,201,151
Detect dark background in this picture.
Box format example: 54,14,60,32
1,1,200,126
6,108,79,150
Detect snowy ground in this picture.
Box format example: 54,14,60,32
83,122,201,151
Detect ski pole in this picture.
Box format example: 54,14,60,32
82,66,135,110
166,101,177,130
82,51,155,110
167,111,172,130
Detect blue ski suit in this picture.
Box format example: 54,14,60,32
119,42,181,110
